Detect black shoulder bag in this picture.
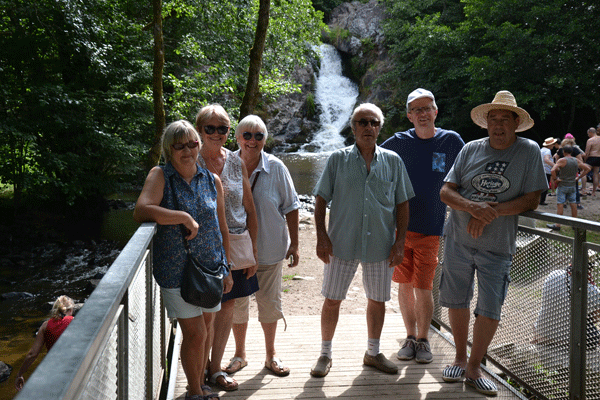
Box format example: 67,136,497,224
170,175,224,308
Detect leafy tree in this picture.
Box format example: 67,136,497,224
381,0,600,141
240,0,271,119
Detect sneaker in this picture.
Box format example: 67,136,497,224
577,204,584,210
396,336,417,360
415,338,433,363
363,352,399,374
547,223,561,231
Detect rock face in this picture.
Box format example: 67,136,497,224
0,361,12,383
264,0,389,148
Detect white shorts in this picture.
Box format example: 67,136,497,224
161,287,221,319
321,255,392,302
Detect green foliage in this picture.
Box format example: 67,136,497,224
305,93,317,119
381,0,600,141
0,0,323,212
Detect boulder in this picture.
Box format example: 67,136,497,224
0,361,12,383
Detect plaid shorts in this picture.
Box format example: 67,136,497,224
321,255,392,302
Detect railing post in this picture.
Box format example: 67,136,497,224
570,227,587,400
146,246,154,400
118,297,129,400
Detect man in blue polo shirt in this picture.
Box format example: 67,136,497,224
310,103,414,377
381,88,464,364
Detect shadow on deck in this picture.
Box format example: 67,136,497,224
172,314,524,400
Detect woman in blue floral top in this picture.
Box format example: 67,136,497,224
134,120,233,400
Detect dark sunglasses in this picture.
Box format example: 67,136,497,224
357,119,380,127
204,125,229,135
242,132,265,141
171,140,199,151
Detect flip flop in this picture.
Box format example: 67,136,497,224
209,371,238,391
264,357,290,377
201,385,220,399
464,377,498,396
223,357,248,374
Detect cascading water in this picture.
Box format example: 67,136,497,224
300,44,359,153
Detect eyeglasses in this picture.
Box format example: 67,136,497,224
171,141,199,151
356,119,380,127
409,106,434,114
242,132,265,141
204,125,229,135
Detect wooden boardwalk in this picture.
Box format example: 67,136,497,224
172,314,523,399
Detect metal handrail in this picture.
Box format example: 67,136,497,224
15,222,169,400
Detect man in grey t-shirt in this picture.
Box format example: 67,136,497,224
438,91,547,395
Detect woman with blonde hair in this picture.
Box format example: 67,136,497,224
134,119,233,400
196,104,259,392
15,295,75,391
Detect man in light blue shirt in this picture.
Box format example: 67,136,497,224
310,103,414,378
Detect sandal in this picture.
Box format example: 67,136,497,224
223,356,248,374
201,385,220,399
209,371,238,391
264,357,290,377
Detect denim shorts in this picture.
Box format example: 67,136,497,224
557,185,576,204
439,240,512,320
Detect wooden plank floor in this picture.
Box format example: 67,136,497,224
172,314,522,399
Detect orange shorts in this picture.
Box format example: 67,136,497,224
392,232,440,290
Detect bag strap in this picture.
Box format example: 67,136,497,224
169,174,192,253
251,171,261,192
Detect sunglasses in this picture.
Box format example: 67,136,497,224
171,140,199,151
242,132,265,141
357,119,380,127
204,125,229,135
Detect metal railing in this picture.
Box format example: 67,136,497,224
15,222,172,400
433,210,600,400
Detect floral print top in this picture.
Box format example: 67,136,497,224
152,162,227,288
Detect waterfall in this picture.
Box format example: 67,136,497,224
300,44,359,153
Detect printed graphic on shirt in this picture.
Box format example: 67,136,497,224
470,161,510,202
432,152,446,173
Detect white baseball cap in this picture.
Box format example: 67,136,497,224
407,88,436,112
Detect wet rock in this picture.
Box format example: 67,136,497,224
1,292,34,301
0,361,12,383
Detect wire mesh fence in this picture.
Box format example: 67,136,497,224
433,213,600,400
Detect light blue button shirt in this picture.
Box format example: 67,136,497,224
313,145,414,263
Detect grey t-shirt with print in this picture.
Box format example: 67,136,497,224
443,136,547,254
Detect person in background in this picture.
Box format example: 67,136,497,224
310,103,414,378
584,127,600,197
381,88,464,364
134,120,233,400
15,295,75,391
225,114,300,378
539,137,557,205
546,146,590,231
555,133,585,209
195,104,259,392
439,90,547,395
534,264,600,349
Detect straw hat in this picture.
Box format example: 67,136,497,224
543,137,557,146
470,90,534,132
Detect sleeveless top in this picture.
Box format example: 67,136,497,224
152,162,227,288
199,149,247,234
558,157,578,187
44,315,73,350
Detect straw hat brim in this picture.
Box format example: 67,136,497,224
470,104,534,133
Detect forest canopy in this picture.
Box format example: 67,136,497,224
0,0,323,210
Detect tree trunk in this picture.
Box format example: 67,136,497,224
239,0,270,120
148,0,165,169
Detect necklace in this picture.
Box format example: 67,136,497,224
203,149,224,175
